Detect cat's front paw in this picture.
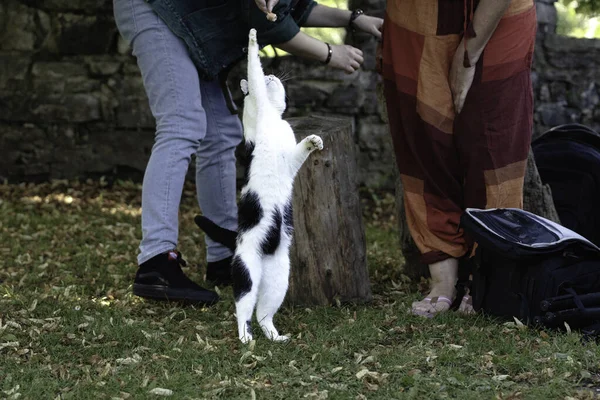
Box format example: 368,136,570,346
249,28,257,43
306,135,323,151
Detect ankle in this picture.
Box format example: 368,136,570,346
139,250,181,269
428,258,459,294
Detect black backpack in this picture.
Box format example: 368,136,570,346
460,208,600,335
532,123,600,246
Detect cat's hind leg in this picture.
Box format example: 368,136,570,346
232,250,262,344
255,239,291,342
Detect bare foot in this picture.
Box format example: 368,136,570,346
411,258,458,317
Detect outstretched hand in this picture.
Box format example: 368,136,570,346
255,0,279,14
352,14,383,39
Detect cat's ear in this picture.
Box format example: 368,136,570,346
240,79,248,95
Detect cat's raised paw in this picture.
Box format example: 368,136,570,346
306,135,323,151
249,28,257,42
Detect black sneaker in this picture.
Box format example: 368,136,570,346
133,250,219,305
205,256,233,286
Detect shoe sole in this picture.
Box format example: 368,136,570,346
132,284,219,305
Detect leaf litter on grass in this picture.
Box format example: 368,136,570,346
1,180,600,399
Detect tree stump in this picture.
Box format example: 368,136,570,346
285,115,372,306
523,148,561,224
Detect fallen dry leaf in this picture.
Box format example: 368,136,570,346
116,354,141,365
148,388,173,396
513,317,526,329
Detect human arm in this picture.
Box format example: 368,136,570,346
303,4,383,38
251,0,380,73
274,30,363,73
254,0,382,36
450,0,512,113
462,0,513,65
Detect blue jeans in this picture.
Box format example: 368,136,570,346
113,0,242,264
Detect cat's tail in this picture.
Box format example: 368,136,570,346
194,215,237,252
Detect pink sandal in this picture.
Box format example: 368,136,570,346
412,296,453,317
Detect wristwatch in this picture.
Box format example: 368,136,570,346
349,9,364,30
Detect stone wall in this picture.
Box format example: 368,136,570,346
532,12,600,139
1,0,599,188
0,0,154,182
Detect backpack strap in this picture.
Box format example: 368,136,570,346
468,251,487,311
565,287,586,311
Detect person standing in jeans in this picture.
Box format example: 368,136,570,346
113,0,383,305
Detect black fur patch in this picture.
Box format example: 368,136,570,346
261,208,282,255
246,321,253,336
194,215,237,251
241,141,255,184
283,199,294,235
231,255,252,301
238,190,263,233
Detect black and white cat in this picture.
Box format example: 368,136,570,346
197,28,323,343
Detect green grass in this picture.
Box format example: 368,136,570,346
1,181,599,399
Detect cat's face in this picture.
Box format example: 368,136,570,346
265,75,286,114
240,75,286,115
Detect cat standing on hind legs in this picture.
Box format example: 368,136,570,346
233,28,323,343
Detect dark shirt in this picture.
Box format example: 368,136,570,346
146,0,317,80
